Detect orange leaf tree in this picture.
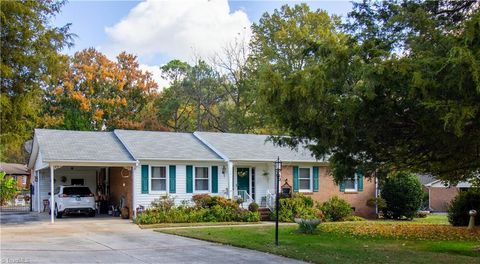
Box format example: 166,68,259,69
44,48,160,131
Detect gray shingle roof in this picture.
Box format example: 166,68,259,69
194,132,320,162
0,163,28,175
114,130,222,161
35,129,134,162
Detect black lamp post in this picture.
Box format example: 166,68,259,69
274,156,282,246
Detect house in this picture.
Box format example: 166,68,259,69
424,179,472,212
0,162,31,189
28,129,377,223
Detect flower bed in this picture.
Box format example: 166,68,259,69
135,195,260,225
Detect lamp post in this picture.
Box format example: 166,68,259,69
274,156,282,246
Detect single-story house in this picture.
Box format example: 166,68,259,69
0,162,31,189
28,129,378,223
424,179,472,212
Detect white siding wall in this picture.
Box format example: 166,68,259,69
253,163,275,204
134,161,228,209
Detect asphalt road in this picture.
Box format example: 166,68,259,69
0,212,303,264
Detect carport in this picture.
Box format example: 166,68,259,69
28,129,137,223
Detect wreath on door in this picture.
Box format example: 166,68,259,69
238,171,248,177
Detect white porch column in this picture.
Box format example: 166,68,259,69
227,161,234,199
37,171,41,213
50,166,55,223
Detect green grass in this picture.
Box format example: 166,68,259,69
158,222,479,264
412,214,449,224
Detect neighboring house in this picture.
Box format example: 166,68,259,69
28,129,377,222
424,179,472,212
0,162,30,189
418,174,473,212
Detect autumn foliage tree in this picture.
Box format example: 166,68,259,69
43,48,161,131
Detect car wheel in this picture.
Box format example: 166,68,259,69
88,211,96,217
55,205,63,219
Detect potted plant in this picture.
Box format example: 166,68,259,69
294,209,322,234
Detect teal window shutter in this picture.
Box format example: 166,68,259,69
141,165,149,194
293,166,299,192
339,180,346,192
211,166,218,193
313,167,319,192
186,165,193,193
357,171,364,192
169,165,176,193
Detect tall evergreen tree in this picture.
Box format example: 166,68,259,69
0,0,73,162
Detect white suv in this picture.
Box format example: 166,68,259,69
49,185,96,218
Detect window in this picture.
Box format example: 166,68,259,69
71,179,84,185
151,166,167,192
344,174,357,192
195,167,209,191
299,168,312,191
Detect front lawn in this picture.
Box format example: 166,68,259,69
158,221,479,264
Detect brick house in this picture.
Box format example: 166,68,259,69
0,162,31,190
28,129,378,223
424,179,472,212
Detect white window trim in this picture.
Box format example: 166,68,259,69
344,173,358,193
193,166,210,193
149,165,169,194
298,167,313,192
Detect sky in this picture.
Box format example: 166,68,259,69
54,0,354,88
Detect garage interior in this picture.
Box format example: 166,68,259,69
33,166,132,218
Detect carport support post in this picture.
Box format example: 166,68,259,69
50,166,54,223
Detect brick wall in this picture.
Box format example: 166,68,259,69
109,167,133,217
281,165,377,218
428,187,458,212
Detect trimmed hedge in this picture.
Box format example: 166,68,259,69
381,172,423,219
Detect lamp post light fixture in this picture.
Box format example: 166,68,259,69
274,156,282,246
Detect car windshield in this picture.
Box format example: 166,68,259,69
63,187,92,196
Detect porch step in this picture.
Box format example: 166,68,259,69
258,208,271,221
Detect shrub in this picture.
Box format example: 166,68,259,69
344,215,366,221
448,189,480,226
296,219,321,234
0,172,19,205
319,196,353,221
366,197,387,210
150,195,175,211
192,194,238,209
135,195,260,225
248,202,259,212
415,211,429,218
381,171,423,220
271,194,321,222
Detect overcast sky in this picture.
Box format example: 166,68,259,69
54,0,354,88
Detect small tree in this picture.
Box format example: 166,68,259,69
0,172,19,205
381,172,423,219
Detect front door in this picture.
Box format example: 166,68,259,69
237,168,250,195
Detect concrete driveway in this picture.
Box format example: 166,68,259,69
0,213,303,264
